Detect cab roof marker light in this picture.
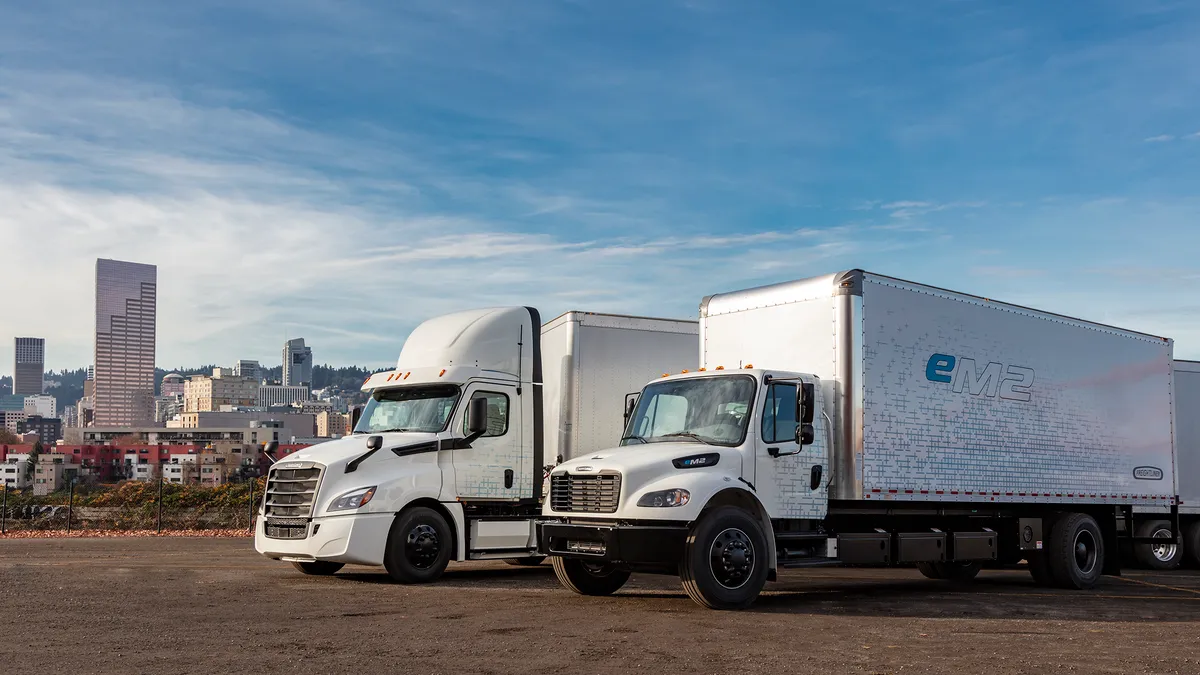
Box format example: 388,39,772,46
681,369,689,374
438,369,446,377
662,373,670,378
403,372,411,380
715,366,725,370
699,367,706,371
745,364,754,369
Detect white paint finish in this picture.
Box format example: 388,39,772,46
1174,360,1200,513
859,276,1175,504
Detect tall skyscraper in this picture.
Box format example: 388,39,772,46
13,337,45,395
282,338,313,387
94,258,157,427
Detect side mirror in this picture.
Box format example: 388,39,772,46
366,435,383,451
796,382,815,446
467,396,490,436
623,393,639,426
350,405,363,430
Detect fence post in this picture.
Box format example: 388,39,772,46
248,478,255,533
157,472,164,534
66,479,75,535
2,483,7,534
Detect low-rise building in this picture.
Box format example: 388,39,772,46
33,454,70,495
257,384,310,408
0,410,28,433
17,415,62,444
316,410,351,438
23,395,57,419
1,453,31,489
184,370,259,413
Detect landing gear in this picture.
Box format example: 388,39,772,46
917,561,982,581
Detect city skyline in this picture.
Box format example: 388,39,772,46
2,3,1199,374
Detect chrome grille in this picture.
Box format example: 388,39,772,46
550,472,621,513
264,464,322,530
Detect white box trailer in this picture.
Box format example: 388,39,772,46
255,307,696,582
541,271,1182,609
1131,359,1200,568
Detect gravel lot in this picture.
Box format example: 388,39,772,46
1,537,1198,674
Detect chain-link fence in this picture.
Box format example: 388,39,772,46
0,478,265,534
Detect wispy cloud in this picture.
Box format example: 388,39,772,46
1144,134,1175,142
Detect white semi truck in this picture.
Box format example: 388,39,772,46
255,307,697,582
540,270,1182,609
1128,359,1200,569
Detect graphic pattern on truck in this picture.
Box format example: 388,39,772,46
862,279,1175,505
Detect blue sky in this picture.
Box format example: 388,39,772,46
2,0,1199,372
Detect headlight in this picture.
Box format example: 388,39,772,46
637,489,690,508
328,486,377,512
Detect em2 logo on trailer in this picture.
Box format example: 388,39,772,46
925,353,1036,402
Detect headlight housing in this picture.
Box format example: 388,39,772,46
328,486,377,512
637,489,690,508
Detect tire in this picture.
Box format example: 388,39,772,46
1186,522,1200,568
292,561,344,576
1133,520,1182,570
917,561,983,581
504,556,547,566
383,506,453,584
550,556,631,596
1045,512,1105,589
679,506,770,610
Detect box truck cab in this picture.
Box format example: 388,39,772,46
255,306,697,583
541,271,1180,609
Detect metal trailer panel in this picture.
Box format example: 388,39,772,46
701,270,1177,507
541,312,698,465
858,273,1175,506
1175,360,1200,514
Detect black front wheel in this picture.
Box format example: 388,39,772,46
679,506,769,610
551,557,631,596
292,561,344,576
384,506,453,584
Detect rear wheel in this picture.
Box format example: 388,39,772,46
383,506,453,584
1133,520,1182,570
679,506,769,610
916,561,982,581
292,561,344,576
1046,512,1104,589
1185,522,1200,567
551,556,630,596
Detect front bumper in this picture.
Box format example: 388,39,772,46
537,520,688,565
254,512,393,566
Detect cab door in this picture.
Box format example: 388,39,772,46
754,376,828,520
452,383,526,500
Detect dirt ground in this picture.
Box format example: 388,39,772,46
1,538,1198,674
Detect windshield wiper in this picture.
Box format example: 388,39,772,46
372,428,419,434
659,432,715,445
620,435,648,444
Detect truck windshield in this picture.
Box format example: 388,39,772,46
621,375,756,447
354,384,461,434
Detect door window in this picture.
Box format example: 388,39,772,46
761,383,798,443
463,391,509,438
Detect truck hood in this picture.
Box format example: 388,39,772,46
277,432,440,472
555,442,734,477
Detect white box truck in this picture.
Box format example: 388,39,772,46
1128,359,1200,569
540,270,1181,609
255,307,697,582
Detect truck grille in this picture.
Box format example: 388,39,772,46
264,464,322,529
550,472,621,513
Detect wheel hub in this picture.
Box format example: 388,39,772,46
406,524,441,569
1150,528,1177,563
1073,530,1097,575
709,528,755,590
